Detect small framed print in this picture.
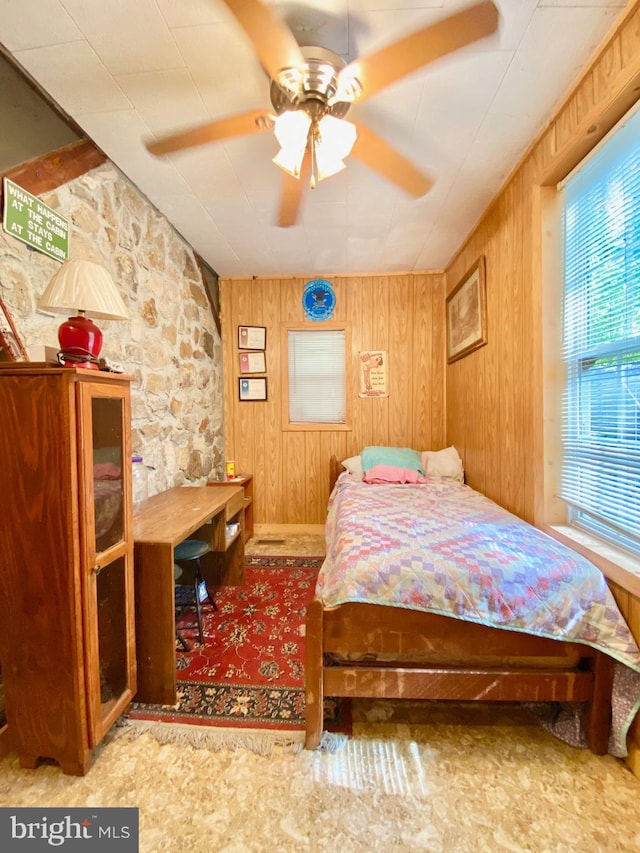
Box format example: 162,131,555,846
238,325,266,351
239,351,266,374
239,377,267,401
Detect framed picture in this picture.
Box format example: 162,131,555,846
238,325,266,351
239,377,268,401
446,256,487,363
239,351,266,374
359,350,388,398
0,295,29,362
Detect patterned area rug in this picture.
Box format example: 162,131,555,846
126,557,349,751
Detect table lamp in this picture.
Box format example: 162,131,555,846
38,258,129,369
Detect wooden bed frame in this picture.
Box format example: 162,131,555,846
304,456,615,753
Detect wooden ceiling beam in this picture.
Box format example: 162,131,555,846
1,138,107,197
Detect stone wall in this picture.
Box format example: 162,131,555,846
0,162,225,499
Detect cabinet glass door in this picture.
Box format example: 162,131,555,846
92,395,125,552
79,379,135,747
95,555,129,713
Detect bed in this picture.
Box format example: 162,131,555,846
305,448,640,756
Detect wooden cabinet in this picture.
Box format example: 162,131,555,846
0,365,136,775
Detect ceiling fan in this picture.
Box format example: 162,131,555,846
145,0,499,227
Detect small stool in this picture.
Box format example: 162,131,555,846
174,539,215,650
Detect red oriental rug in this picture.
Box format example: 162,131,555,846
125,557,350,752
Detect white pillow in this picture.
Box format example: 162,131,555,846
421,446,464,482
341,455,364,479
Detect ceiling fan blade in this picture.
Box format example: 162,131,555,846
146,109,272,156
221,0,305,82
277,150,310,227
338,0,499,104
351,122,433,199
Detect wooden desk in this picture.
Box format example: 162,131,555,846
133,485,244,704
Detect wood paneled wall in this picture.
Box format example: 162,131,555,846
220,273,445,525
445,167,536,521
445,2,640,525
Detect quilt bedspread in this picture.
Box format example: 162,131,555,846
317,476,640,672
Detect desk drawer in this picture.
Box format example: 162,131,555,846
225,489,245,521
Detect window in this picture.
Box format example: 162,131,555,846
282,326,350,429
560,104,640,556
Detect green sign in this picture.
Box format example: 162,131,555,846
2,178,69,262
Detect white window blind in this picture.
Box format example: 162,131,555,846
287,329,346,424
561,104,640,555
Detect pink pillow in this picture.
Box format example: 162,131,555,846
363,464,428,484
93,462,122,480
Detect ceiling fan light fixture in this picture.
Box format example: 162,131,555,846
272,110,312,178
313,115,357,182
273,146,305,178
314,147,346,182
273,109,312,147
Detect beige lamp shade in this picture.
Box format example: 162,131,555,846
38,259,129,320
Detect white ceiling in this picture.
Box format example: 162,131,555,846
0,0,628,278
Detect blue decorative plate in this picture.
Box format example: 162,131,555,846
303,279,335,321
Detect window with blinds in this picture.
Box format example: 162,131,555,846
561,104,640,556
286,328,346,425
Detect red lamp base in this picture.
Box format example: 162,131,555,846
58,314,103,370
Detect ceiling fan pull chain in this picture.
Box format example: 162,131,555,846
309,128,317,190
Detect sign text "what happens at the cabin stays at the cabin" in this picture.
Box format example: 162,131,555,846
2,178,69,262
